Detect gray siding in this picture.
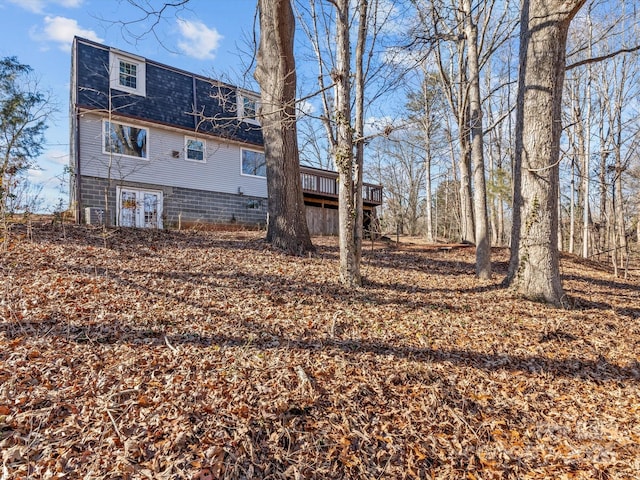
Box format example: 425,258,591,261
79,113,268,198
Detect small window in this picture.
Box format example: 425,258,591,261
238,94,260,125
185,137,205,162
109,51,146,97
119,60,137,89
104,120,148,159
241,149,266,177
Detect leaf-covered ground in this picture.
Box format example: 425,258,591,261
1,224,639,479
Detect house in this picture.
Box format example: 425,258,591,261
69,37,382,234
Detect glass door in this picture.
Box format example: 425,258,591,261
117,187,163,228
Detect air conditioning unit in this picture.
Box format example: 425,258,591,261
85,207,106,225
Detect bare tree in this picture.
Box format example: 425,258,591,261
296,0,400,286
254,0,314,254
560,0,640,268
482,53,514,248
506,0,586,306
462,0,491,278
370,132,426,236
405,69,448,242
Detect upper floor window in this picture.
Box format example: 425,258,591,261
185,137,205,162
238,93,259,125
119,60,137,89
241,149,266,177
109,51,146,97
103,120,148,159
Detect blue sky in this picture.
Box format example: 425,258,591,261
0,0,259,211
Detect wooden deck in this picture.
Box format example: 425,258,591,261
300,166,383,207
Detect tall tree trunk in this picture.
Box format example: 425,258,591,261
353,0,367,271
459,111,475,243
614,162,626,269
598,99,609,257
433,24,474,244
566,80,583,255
334,0,360,287
506,0,586,306
582,5,593,259
557,192,563,250
569,156,576,254
444,118,461,239
463,0,491,278
255,0,314,254
422,66,435,243
484,71,499,247
612,58,628,270
424,136,434,243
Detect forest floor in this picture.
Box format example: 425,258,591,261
1,223,639,479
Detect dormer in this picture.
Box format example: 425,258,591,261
109,49,146,97
238,92,260,125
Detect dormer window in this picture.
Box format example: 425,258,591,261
119,60,137,89
109,50,146,97
238,93,259,125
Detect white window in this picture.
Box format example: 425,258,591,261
185,136,205,162
241,149,266,177
109,51,146,97
103,120,148,159
238,93,260,125
119,60,137,89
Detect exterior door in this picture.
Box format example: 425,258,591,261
117,187,162,229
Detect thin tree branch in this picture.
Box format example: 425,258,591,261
566,45,640,71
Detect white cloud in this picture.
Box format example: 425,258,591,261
43,149,70,167
8,0,84,14
176,18,223,60
364,116,394,137
382,46,422,69
36,15,103,51
27,167,46,180
296,99,315,116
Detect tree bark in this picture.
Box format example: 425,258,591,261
353,0,367,272
255,0,314,254
582,7,593,259
432,19,474,244
458,104,475,244
333,0,360,287
463,0,491,279
612,57,628,270
424,127,434,242
506,0,586,306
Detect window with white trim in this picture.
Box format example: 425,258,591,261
109,51,146,96
241,149,266,177
103,120,148,159
238,94,260,125
119,60,137,89
185,137,205,162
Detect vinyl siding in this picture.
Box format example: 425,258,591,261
79,113,267,198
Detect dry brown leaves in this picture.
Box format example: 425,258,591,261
1,224,639,479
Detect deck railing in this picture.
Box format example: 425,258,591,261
300,166,383,205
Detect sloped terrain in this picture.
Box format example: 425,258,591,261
1,224,639,479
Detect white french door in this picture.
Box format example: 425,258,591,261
116,186,163,229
